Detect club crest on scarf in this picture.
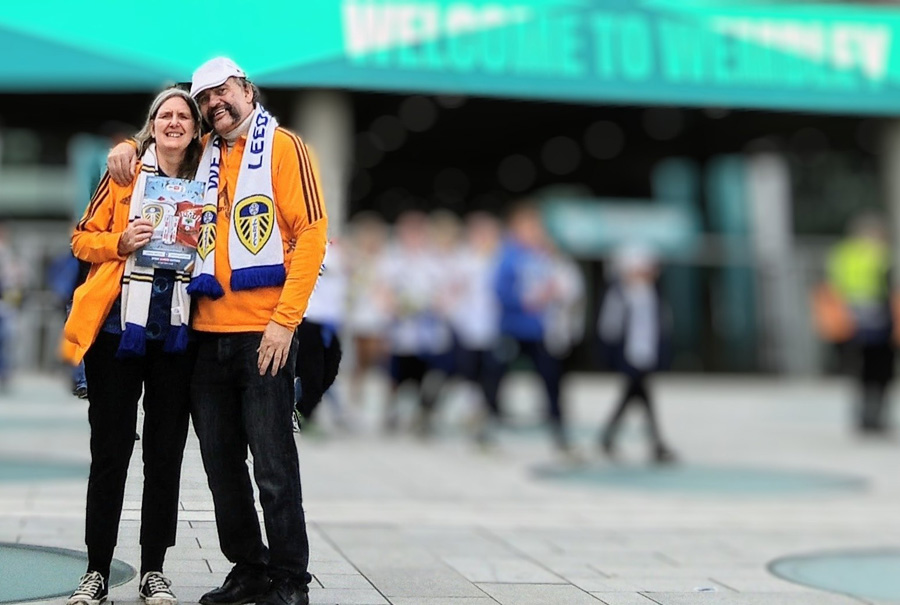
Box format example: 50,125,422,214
190,105,284,296
235,195,275,255
197,204,217,261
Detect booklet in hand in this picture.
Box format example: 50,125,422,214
135,176,206,272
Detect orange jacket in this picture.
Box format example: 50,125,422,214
60,172,133,364
191,127,327,333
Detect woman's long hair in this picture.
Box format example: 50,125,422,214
133,87,203,178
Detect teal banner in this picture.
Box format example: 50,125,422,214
543,199,699,256
1,1,899,114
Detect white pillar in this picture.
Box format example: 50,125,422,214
746,153,811,374
882,121,900,275
290,90,353,234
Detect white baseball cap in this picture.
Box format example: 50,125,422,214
613,243,658,276
190,57,247,98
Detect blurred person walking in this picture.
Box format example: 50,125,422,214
107,58,327,605
293,239,347,433
344,212,390,408
0,225,23,390
814,214,898,434
48,248,88,397
448,212,504,443
377,210,455,436
597,246,676,463
493,202,573,454
61,87,204,605
544,242,586,375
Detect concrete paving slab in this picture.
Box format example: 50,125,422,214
441,556,565,583
361,567,486,598
476,583,603,604
641,593,868,604
3,374,900,604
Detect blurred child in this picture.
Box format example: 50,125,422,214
598,245,676,463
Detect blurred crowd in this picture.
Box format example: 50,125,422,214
299,202,678,462
303,204,586,449
4,199,898,458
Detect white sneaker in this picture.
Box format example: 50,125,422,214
139,571,177,605
67,571,107,605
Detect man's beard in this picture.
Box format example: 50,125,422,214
208,103,242,130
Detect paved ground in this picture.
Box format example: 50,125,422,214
1,371,900,604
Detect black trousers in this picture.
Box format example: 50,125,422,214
602,373,663,447
857,342,895,430
82,332,193,574
294,321,342,420
456,346,504,419
492,338,566,445
191,332,311,585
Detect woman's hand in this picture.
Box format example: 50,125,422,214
117,219,155,256
108,142,138,186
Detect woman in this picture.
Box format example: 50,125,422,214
61,87,204,605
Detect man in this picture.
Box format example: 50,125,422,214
492,201,573,455
108,57,327,605
819,214,896,434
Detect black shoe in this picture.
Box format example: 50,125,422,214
139,571,177,605
73,385,88,399
654,446,677,465
257,578,309,605
67,571,108,605
199,569,270,605
600,433,615,458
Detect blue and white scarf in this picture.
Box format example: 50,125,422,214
188,105,285,298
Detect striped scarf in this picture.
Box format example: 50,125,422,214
116,144,192,358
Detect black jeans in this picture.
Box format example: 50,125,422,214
83,331,193,575
191,332,311,585
492,337,566,445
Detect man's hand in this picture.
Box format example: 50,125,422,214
117,218,154,256
108,142,138,186
258,321,294,376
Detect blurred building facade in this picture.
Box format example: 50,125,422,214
0,0,897,373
